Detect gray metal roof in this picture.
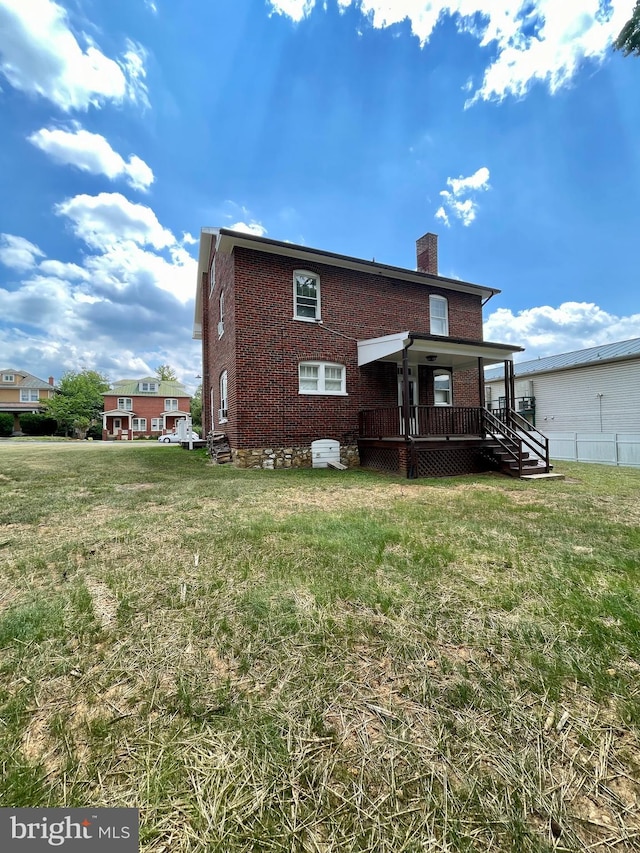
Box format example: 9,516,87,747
484,337,640,381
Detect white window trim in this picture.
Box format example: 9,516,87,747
298,362,347,396
219,370,228,423
20,389,40,402
209,253,216,296
132,418,147,432
151,418,163,431
218,290,225,338
118,397,133,411
434,370,452,406
293,270,321,322
2,373,15,383
165,398,179,411
429,294,449,337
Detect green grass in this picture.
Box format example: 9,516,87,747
0,444,639,851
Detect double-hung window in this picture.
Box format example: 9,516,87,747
294,271,320,321
219,370,228,421
2,373,15,383
139,381,157,392
299,362,346,395
434,371,452,406
20,389,39,402
209,253,216,296
429,295,449,336
218,290,224,338
132,418,147,432
118,397,133,411
165,398,179,411
151,418,163,431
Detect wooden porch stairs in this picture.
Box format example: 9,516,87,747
481,408,554,479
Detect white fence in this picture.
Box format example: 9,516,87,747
548,433,640,467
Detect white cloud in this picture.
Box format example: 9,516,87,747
268,0,315,22
267,1,635,102
0,0,149,111
229,221,268,237
56,192,175,252
436,166,490,226
29,126,154,190
0,234,45,271
484,302,640,359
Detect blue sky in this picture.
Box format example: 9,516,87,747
1,0,639,390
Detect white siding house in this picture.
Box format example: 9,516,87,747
484,338,640,467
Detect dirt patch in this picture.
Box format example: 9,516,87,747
113,483,155,492
84,577,119,630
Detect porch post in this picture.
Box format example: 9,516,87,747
505,359,516,428
402,344,411,440
477,358,485,408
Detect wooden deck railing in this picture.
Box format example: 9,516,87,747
359,406,484,438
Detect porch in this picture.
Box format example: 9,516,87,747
356,331,550,478
358,405,551,479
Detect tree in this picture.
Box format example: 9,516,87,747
155,364,178,381
44,370,110,438
615,2,640,56
190,384,202,432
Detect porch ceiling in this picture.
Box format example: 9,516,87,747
357,332,523,371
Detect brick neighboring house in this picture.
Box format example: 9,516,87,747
102,377,191,440
0,369,56,434
194,228,551,477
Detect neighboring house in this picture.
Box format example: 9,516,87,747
193,228,550,477
0,369,56,434
485,338,640,467
102,377,191,440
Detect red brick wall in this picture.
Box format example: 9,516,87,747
205,246,485,448
202,238,237,440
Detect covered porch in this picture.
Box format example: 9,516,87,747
357,332,550,478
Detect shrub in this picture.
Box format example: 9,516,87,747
86,423,103,441
0,413,13,437
19,413,58,436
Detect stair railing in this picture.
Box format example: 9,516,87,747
482,408,524,476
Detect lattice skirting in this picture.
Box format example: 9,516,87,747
414,446,485,478
359,445,402,475
359,441,490,478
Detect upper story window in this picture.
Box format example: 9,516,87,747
299,362,346,395
209,253,216,296
165,398,179,411
2,373,15,383
139,381,158,392
294,271,321,321
20,389,40,402
118,397,133,411
429,295,449,336
218,290,224,338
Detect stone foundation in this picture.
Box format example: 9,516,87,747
232,444,360,470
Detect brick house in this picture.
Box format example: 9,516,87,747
193,228,550,477
101,377,191,440
0,369,56,434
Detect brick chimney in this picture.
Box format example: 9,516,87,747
48,376,54,386
416,232,438,275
